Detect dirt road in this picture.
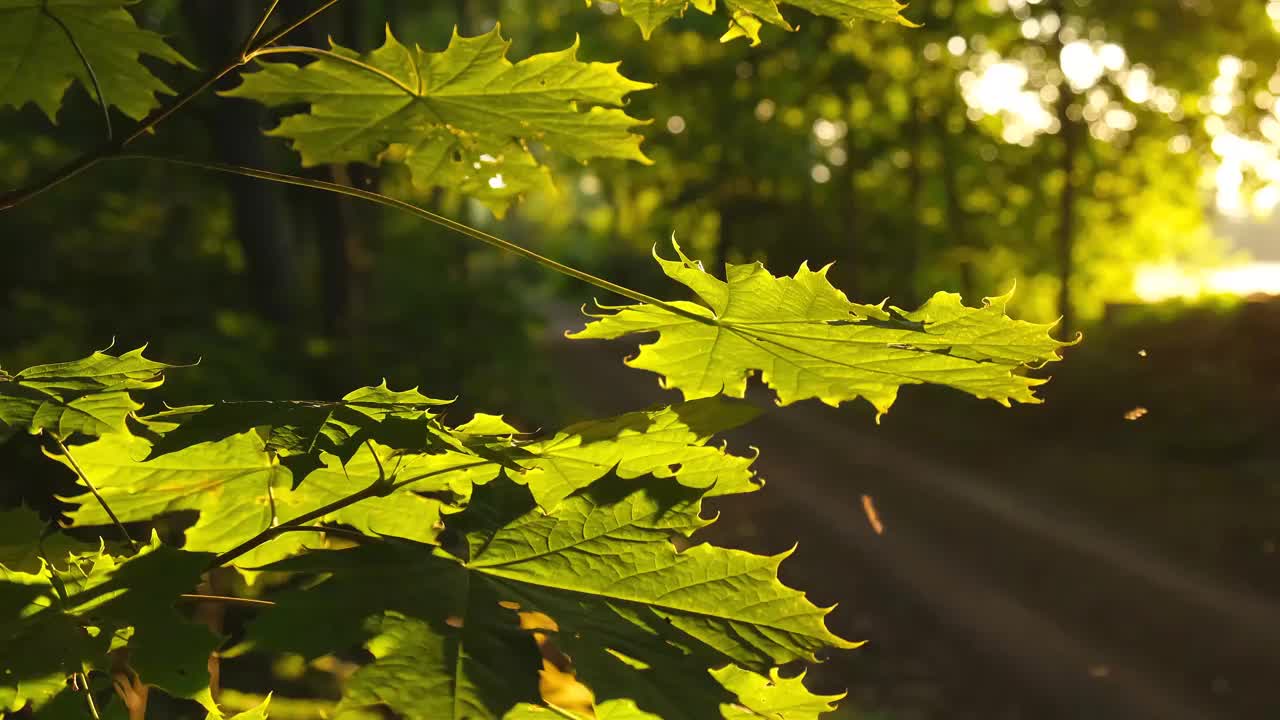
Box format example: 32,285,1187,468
540,311,1280,720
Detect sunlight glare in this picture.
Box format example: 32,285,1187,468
1060,40,1105,91
1134,263,1280,301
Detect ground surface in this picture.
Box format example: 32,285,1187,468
540,308,1280,720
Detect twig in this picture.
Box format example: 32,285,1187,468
179,593,277,608
209,488,379,570
50,433,136,549
208,455,488,571
258,524,373,544
250,46,417,95
79,672,102,720
241,0,283,58
42,2,112,141
121,155,714,324
0,0,343,211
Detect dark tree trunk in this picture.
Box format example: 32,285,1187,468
939,115,974,301
903,87,923,306
186,2,297,325
1051,0,1079,334
291,9,373,343
1056,98,1079,335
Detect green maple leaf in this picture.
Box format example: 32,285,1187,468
713,666,843,719
0,507,94,574
215,695,273,720
142,380,452,480
58,432,462,571
589,0,916,44
424,398,763,511
569,241,1072,416
0,346,180,438
223,25,652,215
0,0,191,121
0,537,218,715
518,397,762,509
502,666,843,719
247,477,856,719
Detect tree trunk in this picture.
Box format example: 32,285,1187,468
1051,0,1079,334
939,114,974,300
186,3,297,325
903,87,923,306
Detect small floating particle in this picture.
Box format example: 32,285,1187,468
1088,664,1111,678
1124,406,1148,421
1138,349,1148,357
861,494,884,535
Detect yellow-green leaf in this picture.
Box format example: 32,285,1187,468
0,0,191,121
223,25,652,215
569,241,1070,415
592,0,917,43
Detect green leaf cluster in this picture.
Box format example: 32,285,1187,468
0,347,860,718
589,0,916,44
223,25,653,215
0,0,190,121
0,535,218,715
0,345,180,438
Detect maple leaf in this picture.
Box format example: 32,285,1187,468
58,432,464,571
0,507,94,574
589,0,916,44
223,25,652,215
569,241,1072,415
0,346,180,438
247,477,857,720
142,380,452,480
517,397,762,509
0,0,191,121
0,537,218,715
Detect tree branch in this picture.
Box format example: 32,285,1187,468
120,155,715,325
208,456,490,571
241,0,283,58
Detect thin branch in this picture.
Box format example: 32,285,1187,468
241,0,283,58
42,2,112,141
50,434,137,549
261,524,374,543
79,672,102,720
208,485,382,569
0,0,343,211
179,593,277,608
122,155,713,324
208,460,489,571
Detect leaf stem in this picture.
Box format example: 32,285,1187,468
241,0,283,59
0,0,343,211
42,2,112,141
122,155,712,324
249,46,419,95
50,433,137,549
79,672,102,720
179,593,277,608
